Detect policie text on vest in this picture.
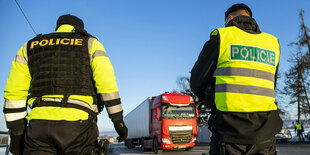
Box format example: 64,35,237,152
30,38,83,49
230,45,276,66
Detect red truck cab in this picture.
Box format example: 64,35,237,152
146,93,198,153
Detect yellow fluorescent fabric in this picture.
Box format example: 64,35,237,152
4,44,31,101
215,93,277,112
27,107,89,121
295,124,302,130
89,39,119,94
215,76,275,89
214,26,280,112
5,24,120,121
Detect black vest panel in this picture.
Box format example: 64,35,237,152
27,32,96,98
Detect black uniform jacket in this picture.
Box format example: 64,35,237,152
190,16,283,144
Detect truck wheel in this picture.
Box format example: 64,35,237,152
185,147,193,151
153,137,162,154
127,140,132,149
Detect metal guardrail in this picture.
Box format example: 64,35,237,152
0,131,9,155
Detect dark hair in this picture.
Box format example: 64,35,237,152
225,3,252,19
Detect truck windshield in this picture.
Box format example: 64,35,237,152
162,105,195,119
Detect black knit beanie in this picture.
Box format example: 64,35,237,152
225,3,252,19
55,14,84,31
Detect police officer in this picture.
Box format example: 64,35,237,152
190,4,283,154
3,14,128,154
295,120,305,142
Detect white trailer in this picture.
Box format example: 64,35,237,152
124,98,152,139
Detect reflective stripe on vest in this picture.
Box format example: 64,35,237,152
214,26,280,112
28,97,98,113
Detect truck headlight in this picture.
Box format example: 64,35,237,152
169,126,193,131
192,137,197,142
162,138,171,144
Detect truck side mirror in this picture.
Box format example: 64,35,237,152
155,107,160,119
195,107,199,118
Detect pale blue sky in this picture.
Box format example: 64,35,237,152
1,0,309,132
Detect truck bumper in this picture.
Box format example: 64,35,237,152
161,142,195,150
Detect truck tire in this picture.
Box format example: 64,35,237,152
185,147,193,151
153,137,162,154
127,140,132,149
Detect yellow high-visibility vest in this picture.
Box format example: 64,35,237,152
295,123,302,130
213,26,280,112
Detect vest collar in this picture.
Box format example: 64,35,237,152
226,15,261,34
56,24,75,33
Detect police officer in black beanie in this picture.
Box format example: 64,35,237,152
4,14,127,154
55,14,84,30
190,3,282,155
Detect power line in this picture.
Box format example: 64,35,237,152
14,0,37,35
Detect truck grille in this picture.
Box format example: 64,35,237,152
169,130,192,144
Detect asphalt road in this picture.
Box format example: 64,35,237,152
276,143,310,155
108,143,310,155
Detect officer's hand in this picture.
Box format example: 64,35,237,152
9,134,24,155
113,120,128,142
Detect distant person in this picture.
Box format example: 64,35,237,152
295,120,305,142
3,14,127,154
190,3,283,154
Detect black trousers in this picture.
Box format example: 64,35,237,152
209,133,276,155
24,118,99,155
297,130,305,142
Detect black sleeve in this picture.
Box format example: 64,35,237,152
190,33,219,100
274,65,279,89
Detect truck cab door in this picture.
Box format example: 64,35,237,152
152,106,162,140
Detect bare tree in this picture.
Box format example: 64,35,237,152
175,76,210,125
283,10,310,122
176,76,193,96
